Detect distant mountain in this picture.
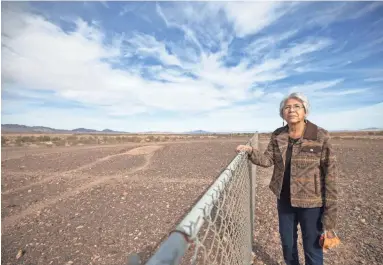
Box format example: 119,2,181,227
185,130,212,134
1,124,127,134
360,127,382,131
1,124,62,133
72,128,99,133
1,124,266,134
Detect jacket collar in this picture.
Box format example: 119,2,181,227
303,120,318,141
281,119,318,141
275,120,318,169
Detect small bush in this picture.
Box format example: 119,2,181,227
146,135,156,142
127,136,141,142
15,137,24,146
37,135,51,142
67,135,78,141
54,140,66,146
2,136,9,146
78,137,97,144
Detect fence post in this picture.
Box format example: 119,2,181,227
249,133,258,249
127,253,141,265
145,232,189,265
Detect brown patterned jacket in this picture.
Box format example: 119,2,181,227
249,120,338,230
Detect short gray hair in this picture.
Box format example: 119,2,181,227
279,92,310,118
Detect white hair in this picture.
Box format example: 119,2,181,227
279,92,310,119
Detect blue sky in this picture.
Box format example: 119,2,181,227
2,1,383,132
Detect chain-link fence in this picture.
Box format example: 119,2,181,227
129,134,258,265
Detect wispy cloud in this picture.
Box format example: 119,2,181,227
287,79,344,94
219,2,292,37
365,77,383,83
2,2,383,132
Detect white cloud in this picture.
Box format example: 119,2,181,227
311,102,383,131
2,2,380,132
245,29,299,59
2,6,222,116
302,2,382,28
126,33,182,66
287,79,344,94
315,88,370,97
364,77,383,83
220,2,289,37
2,3,291,117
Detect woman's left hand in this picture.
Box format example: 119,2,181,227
326,230,336,238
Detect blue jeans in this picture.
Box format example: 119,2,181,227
277,199,324,265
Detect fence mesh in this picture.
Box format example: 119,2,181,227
140,135,258,265
178,152,254,265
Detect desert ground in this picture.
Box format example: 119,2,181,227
1,133,382,265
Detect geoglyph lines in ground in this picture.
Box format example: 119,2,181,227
1,145,163,196
1,145,163,229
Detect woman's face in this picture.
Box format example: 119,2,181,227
283,98,306,124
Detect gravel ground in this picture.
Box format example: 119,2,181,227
1,138,382,265
141,142,239,181
1,146,139,174
1,140,245,265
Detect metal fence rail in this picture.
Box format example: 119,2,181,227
129,134,258,265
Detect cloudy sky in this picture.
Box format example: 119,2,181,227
2,1,383,132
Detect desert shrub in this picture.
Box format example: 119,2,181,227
146,135,156,142
15,137,25,146
18,136,36,143
67,135,78,141
54,139,66,146
79,136,97,144
51,136,61,141
127,136,141,142
37,135,51,142
120,136,131,142
2,136,9,146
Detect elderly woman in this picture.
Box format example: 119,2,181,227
236,92,339,265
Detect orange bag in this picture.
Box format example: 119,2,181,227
319,230,341,252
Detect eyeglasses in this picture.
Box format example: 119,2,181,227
283,104,304,111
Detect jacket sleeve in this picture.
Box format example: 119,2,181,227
248,135,274,168
321,132,339,230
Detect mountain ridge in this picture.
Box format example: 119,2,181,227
2,123,382,134
1,124,217,134
1,124,126,134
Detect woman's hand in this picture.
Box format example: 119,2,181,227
326,230,336,238
236,145,253,154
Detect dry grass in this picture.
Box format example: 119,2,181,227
2,131,382,148
1,133,254,148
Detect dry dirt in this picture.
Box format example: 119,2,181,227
1,137,382,265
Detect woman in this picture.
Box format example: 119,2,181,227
236,92,339,265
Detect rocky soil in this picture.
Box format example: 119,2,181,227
1,138,382,265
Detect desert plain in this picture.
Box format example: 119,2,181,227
1,132,382,265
